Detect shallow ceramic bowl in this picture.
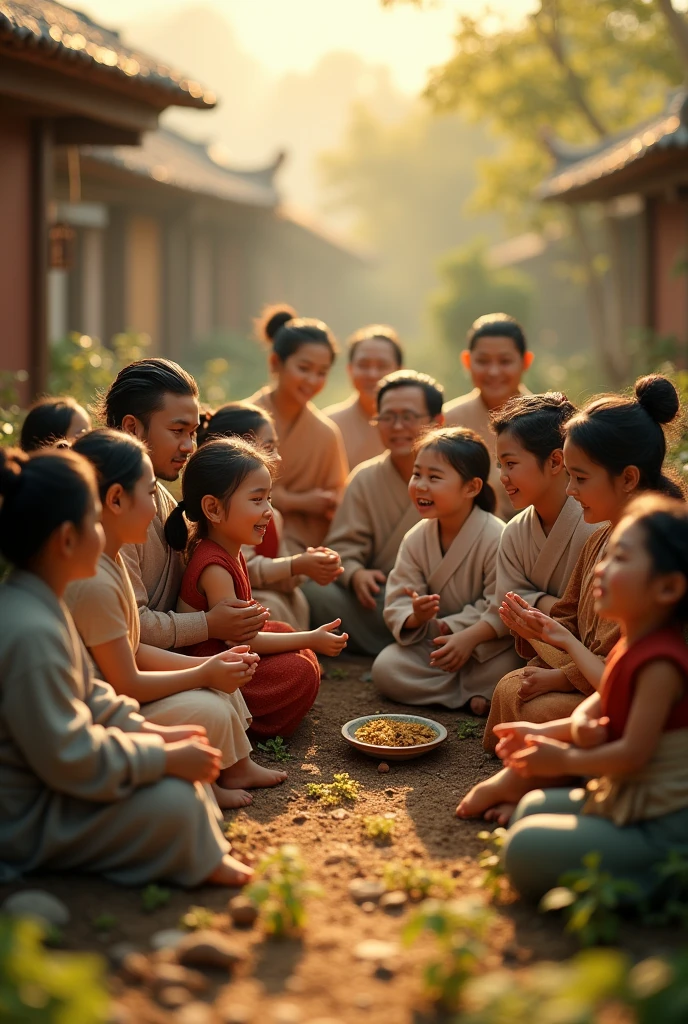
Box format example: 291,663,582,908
341,713,448,761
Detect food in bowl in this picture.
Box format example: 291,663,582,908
354,718,437,747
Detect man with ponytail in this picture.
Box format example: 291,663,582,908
103,359,269,652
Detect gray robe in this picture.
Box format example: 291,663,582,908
0,571,228,886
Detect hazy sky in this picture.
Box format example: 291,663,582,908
80,0,536,95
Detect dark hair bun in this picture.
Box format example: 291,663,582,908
635,375,679,425
261,304,297,343
0,447,27,500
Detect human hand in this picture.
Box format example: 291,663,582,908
302,489,339,516
164,737,222,784
492,721,545,761
352,568,387,609
142,722,208,742
403,587,440,629
429,630,475,672
309,618,349,656
500,593,572,650
206,599,269,644
518,667,572,703
296,547,343,586
200,649,258,693
572,715,609,749
506,734,571,778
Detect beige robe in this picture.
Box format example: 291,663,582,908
0,570,228,886
444,386,530,522
120,482,207,650
323,393,384,470
248,387,349,552
483,496,599,638
372,508,521,707
484,525,620,751
66,553,252,770
243,509,310,630
305,451,420,655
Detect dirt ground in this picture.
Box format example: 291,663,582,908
3,655,684,1024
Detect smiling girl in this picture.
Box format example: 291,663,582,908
499,494,688,901
0,445,245,889
444,314,533,521
169,438,348,738
457,373,684,824
247,305,349,552
65,429,283,824
372,426,520,713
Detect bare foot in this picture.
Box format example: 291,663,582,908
221,756,288,790
469,696,490,717
483,802,517,826
212,783,253,809
455,766,531,819
207,853,254,887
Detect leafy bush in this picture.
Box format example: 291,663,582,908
245,844,322,937
256,737,292,763
305,772,362,806
540,851,640,947
0,914,108,1022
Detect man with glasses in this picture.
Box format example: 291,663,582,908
304,370,444,655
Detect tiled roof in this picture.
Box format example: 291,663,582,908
0,0,215,108
83,128,279,208
538,91,688,201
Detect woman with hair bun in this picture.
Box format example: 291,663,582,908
445,313,533,521
458,374,686,825
0,446,248,888
247,304,349,553
324,324,403,470
20,395,91,451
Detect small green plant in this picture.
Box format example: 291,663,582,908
384,860,453,899
222,816,250,840
245,844,322,937
257,736,292,763
363,815,395,844
91,913,117,933
141,884,172,913
179,905,215,931
327,667,348,680
477,828,507,899
540,852,640,946
457,720,483,740
403,897,494,1010
648,850,688,926
305,772,362,806
0,914,109,1022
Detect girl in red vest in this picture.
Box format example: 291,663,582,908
498,494,688,901
167,437,348,738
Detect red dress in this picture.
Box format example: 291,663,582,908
600,627,688,741
180,539,320,738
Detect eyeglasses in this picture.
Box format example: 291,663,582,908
370,412,430,427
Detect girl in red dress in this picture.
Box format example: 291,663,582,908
166,437,348,738
497,493,688,901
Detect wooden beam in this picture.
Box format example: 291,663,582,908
0,54,160,132
29,119,51,398
54,118,141,146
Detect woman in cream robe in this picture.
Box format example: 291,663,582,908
372,507,521,707
248,387,349,552
66,551,253,772
306,450,420,655
484,525,619,752
0,570,228,886
483,495,598,637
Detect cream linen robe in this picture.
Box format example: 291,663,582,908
121,481,208,650
373,508,522,707
0,571,228,886
305,451,419,655
248,387,349,552
323,392,385,470
482,496,599,638
242,509,310,630
444,386,530,522
66,553,252,770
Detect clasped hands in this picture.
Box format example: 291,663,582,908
492,712,609,778
402,588,474,672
